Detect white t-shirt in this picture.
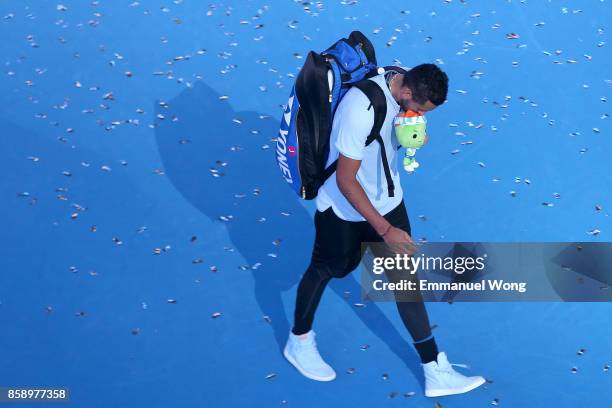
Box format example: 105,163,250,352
316,73,403,221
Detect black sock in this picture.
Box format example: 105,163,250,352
291,327,308,336
414,337,439,364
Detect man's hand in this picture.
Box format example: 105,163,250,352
382,226,417,256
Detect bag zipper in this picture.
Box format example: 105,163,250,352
295,106,307,199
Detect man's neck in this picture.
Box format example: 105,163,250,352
389,73,404,105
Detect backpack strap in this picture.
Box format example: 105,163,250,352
355,80,386,147
321,156,338,182
353,79,395,198
320,77,395,198
383,65,408,75
383,66,408,152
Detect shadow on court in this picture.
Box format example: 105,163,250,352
154,81,425,384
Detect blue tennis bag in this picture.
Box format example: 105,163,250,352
276,31,397,200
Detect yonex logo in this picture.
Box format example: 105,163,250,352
276,92,295,183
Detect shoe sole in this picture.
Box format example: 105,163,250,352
425,376,487,397
283,347,336,382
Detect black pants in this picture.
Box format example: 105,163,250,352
292,201,433,342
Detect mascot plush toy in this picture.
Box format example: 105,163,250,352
394,110,427,173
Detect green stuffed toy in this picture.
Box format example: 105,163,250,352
393,111,427,172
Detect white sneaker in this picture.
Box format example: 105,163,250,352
423,352,486,397
283,330,336,382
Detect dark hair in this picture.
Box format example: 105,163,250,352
402,63,449,106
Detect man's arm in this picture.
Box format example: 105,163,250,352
336,153,390,235
336,153,415,248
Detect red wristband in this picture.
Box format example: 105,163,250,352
380,224,392,237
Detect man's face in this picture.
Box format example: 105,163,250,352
398,86,438,115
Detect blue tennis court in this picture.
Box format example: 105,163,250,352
1,1,610,406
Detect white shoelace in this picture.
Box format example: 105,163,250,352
437,362,470,374
296,335,319,352
298,340,318,352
